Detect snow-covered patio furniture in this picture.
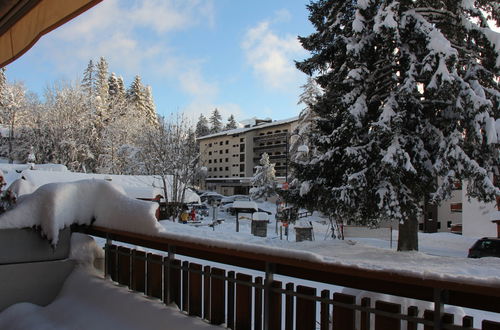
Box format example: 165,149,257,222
0,227,74,311
294,221,313,242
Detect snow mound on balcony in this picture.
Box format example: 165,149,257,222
0,179,164,245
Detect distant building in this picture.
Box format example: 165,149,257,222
421,179,498,237
197,117,298,195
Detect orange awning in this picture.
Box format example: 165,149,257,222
0,0,102,68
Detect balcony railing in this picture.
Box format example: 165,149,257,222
76,226,500,330
253,132,288,142
253,143,286,152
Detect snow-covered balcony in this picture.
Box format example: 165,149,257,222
1,179,500,329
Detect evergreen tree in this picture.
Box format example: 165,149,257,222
95,56,109,110
195,114,210,137
209,108,223,133
143,85,158,126
250,153,277,200
224,114,238,130
295,0,500,251
127,75,146,115
81,60,94,100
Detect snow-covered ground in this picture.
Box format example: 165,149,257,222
0,180,498,328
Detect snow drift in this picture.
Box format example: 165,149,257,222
0,179,165,244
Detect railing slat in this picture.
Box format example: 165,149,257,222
360,297,371,330
407,306,419,330
106,244,117,281
375,300,401,330
254,277,263,330
423,310,454,330
227,271,235,329
482,320,500,330
296,285,317,330
203,265,211,321
182,260,189,313
332,292,355,330
210,267,225,325
117,246,131,287
189,263,202,317
321,290,331,330
236,273,253,330
146,253,162,299
168,259,181,308
285,283,294,330
462,315,474,328
269,280,282,330
131,250,146,293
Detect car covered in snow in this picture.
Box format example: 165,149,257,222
467,238,500,258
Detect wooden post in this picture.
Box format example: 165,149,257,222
254,277,263,330
227,271,235,329
131,250,146,293
407,306,419,330
188,263,202,317
296,285,317,330
332,293,356,330
117,246,131,287
285,283,294,330
182,260,189,313
146,253,162,299
235,273,252,330
320,290,331,330
360,297,371,330
210,267,225,325
375,300,401,330
203,265,211,321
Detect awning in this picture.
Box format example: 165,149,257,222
0,0,102,67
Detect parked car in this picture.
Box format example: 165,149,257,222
468,237,500,258
199,192,224,204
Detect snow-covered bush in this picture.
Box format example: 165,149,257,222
250,153,277,200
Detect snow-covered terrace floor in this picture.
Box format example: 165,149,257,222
0,267,222,330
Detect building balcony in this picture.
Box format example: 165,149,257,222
253,132,288,142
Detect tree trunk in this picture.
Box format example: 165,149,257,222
397,216,419,251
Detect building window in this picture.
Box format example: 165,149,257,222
208,151,212,155
225,167,229,171
219,167,223,171
225,149,229,153
208,160,212,163
240,138,244,142
240,164,245,172
240,174,244,177
225,158,228,162
240,154,245,162
240,144,245,152
225,140,229,145
219,141,223,146
214,159,217,163
208,168,212,172
220,159,223,163
214,168,217,171
450,203,462,212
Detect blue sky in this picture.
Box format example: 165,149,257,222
5,0,314,124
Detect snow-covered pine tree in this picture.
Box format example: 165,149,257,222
224,114,238,130
195,114,210,137
95,57,109,116
143,85,159,126
0,67,6,115
127,75,147,117
81,60,94,100
295,0,500,251
209,108,223,134
250,153,277,200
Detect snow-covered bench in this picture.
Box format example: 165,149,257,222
0,227,75,311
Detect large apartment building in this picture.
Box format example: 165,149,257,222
198,117,298,196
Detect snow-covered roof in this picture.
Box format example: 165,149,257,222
197,116,298,141
233,201,258,211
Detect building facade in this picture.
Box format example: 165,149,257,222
198,117,298,196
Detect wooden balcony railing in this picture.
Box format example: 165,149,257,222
75,226,500,330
